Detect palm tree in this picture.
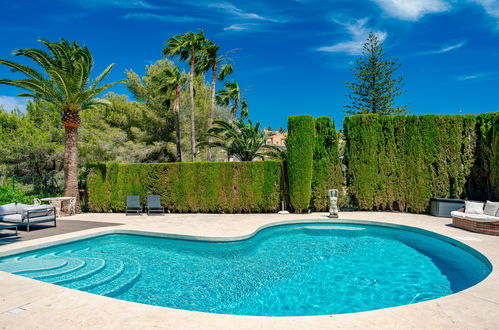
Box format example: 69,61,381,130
196,40,233,161
217,81,248,121
155,65,188,162
199,119,279,161
0,39,122,210
164,30,206,162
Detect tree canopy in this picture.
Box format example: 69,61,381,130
343,32,408,115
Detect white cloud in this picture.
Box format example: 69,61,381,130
0,96,28,112
317,18,387,55
457,71,499,81
224,24,252,31
421,41,466,54
66,0,159,9
371,0,450,20
208,2,280,22
124,13,207,23
470,0,499,26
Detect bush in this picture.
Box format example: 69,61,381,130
311,117,344,211
0,185,25,204
86,161,283,213
344,114,477,213
286,115,315,212
0,184,57,205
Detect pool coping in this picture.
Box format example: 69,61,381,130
0,212,498,329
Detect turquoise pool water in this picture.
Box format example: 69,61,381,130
0,223,491,316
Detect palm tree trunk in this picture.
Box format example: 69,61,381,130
208,62,217,161
174,83,182,162
63,125,80,212
232,98,239,121
189,50,197,162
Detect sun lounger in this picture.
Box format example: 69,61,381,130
126,195,142,216
147,195,165,216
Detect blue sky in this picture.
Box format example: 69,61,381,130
0,0,498,129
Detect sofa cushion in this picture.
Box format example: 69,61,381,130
464,214,499,222
0,203,17,216
24,215,55,223
451,211,466,219
15,203,32,214
22,206,52,218
465,201,484,215
0,214,23,223
483,201,499,216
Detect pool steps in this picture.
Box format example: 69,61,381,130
2,251,142,297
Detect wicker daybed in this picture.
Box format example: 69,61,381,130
451,208,499,236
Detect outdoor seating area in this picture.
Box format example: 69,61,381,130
451,201,499,236
0,202,56,232
126,195,165,216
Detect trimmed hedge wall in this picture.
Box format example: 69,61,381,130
311,116,344,211
86,161,282,213
468,112,499,200
286,115,315,212
344,114,477,213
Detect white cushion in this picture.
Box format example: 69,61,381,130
451,211,466,218
483,201,499,216
22,206,51,219
465,201,484,214
0,214,23,223
0,203,17,216
15,203,31,214
464,214,499,222
452,210,499,222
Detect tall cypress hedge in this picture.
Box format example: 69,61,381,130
311,116,344,211
286,115,315,212
468,112,499,200
86,161,282,213
344,114,477,213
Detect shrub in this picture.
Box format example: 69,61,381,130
86,161,282,213
344,114,477,213
0,184,57,204
311,116,344,211
286,115,315,212
0,184,25,204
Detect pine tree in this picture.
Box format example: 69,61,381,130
343,32,408,115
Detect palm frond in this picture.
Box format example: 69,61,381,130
0,59,44,80
218,64,233,81
0,39,122,116
91,63,115,89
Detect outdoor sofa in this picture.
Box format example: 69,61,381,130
451,200,499,236
0,203,56,232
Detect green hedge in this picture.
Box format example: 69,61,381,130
468,112,499,200
86,161,282,213
286,115,315,212
311,116,344,211
344,114,477,213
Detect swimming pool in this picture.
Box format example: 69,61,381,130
0,223,491,316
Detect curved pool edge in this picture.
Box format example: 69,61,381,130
0,218,493,271
0,213,498,329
